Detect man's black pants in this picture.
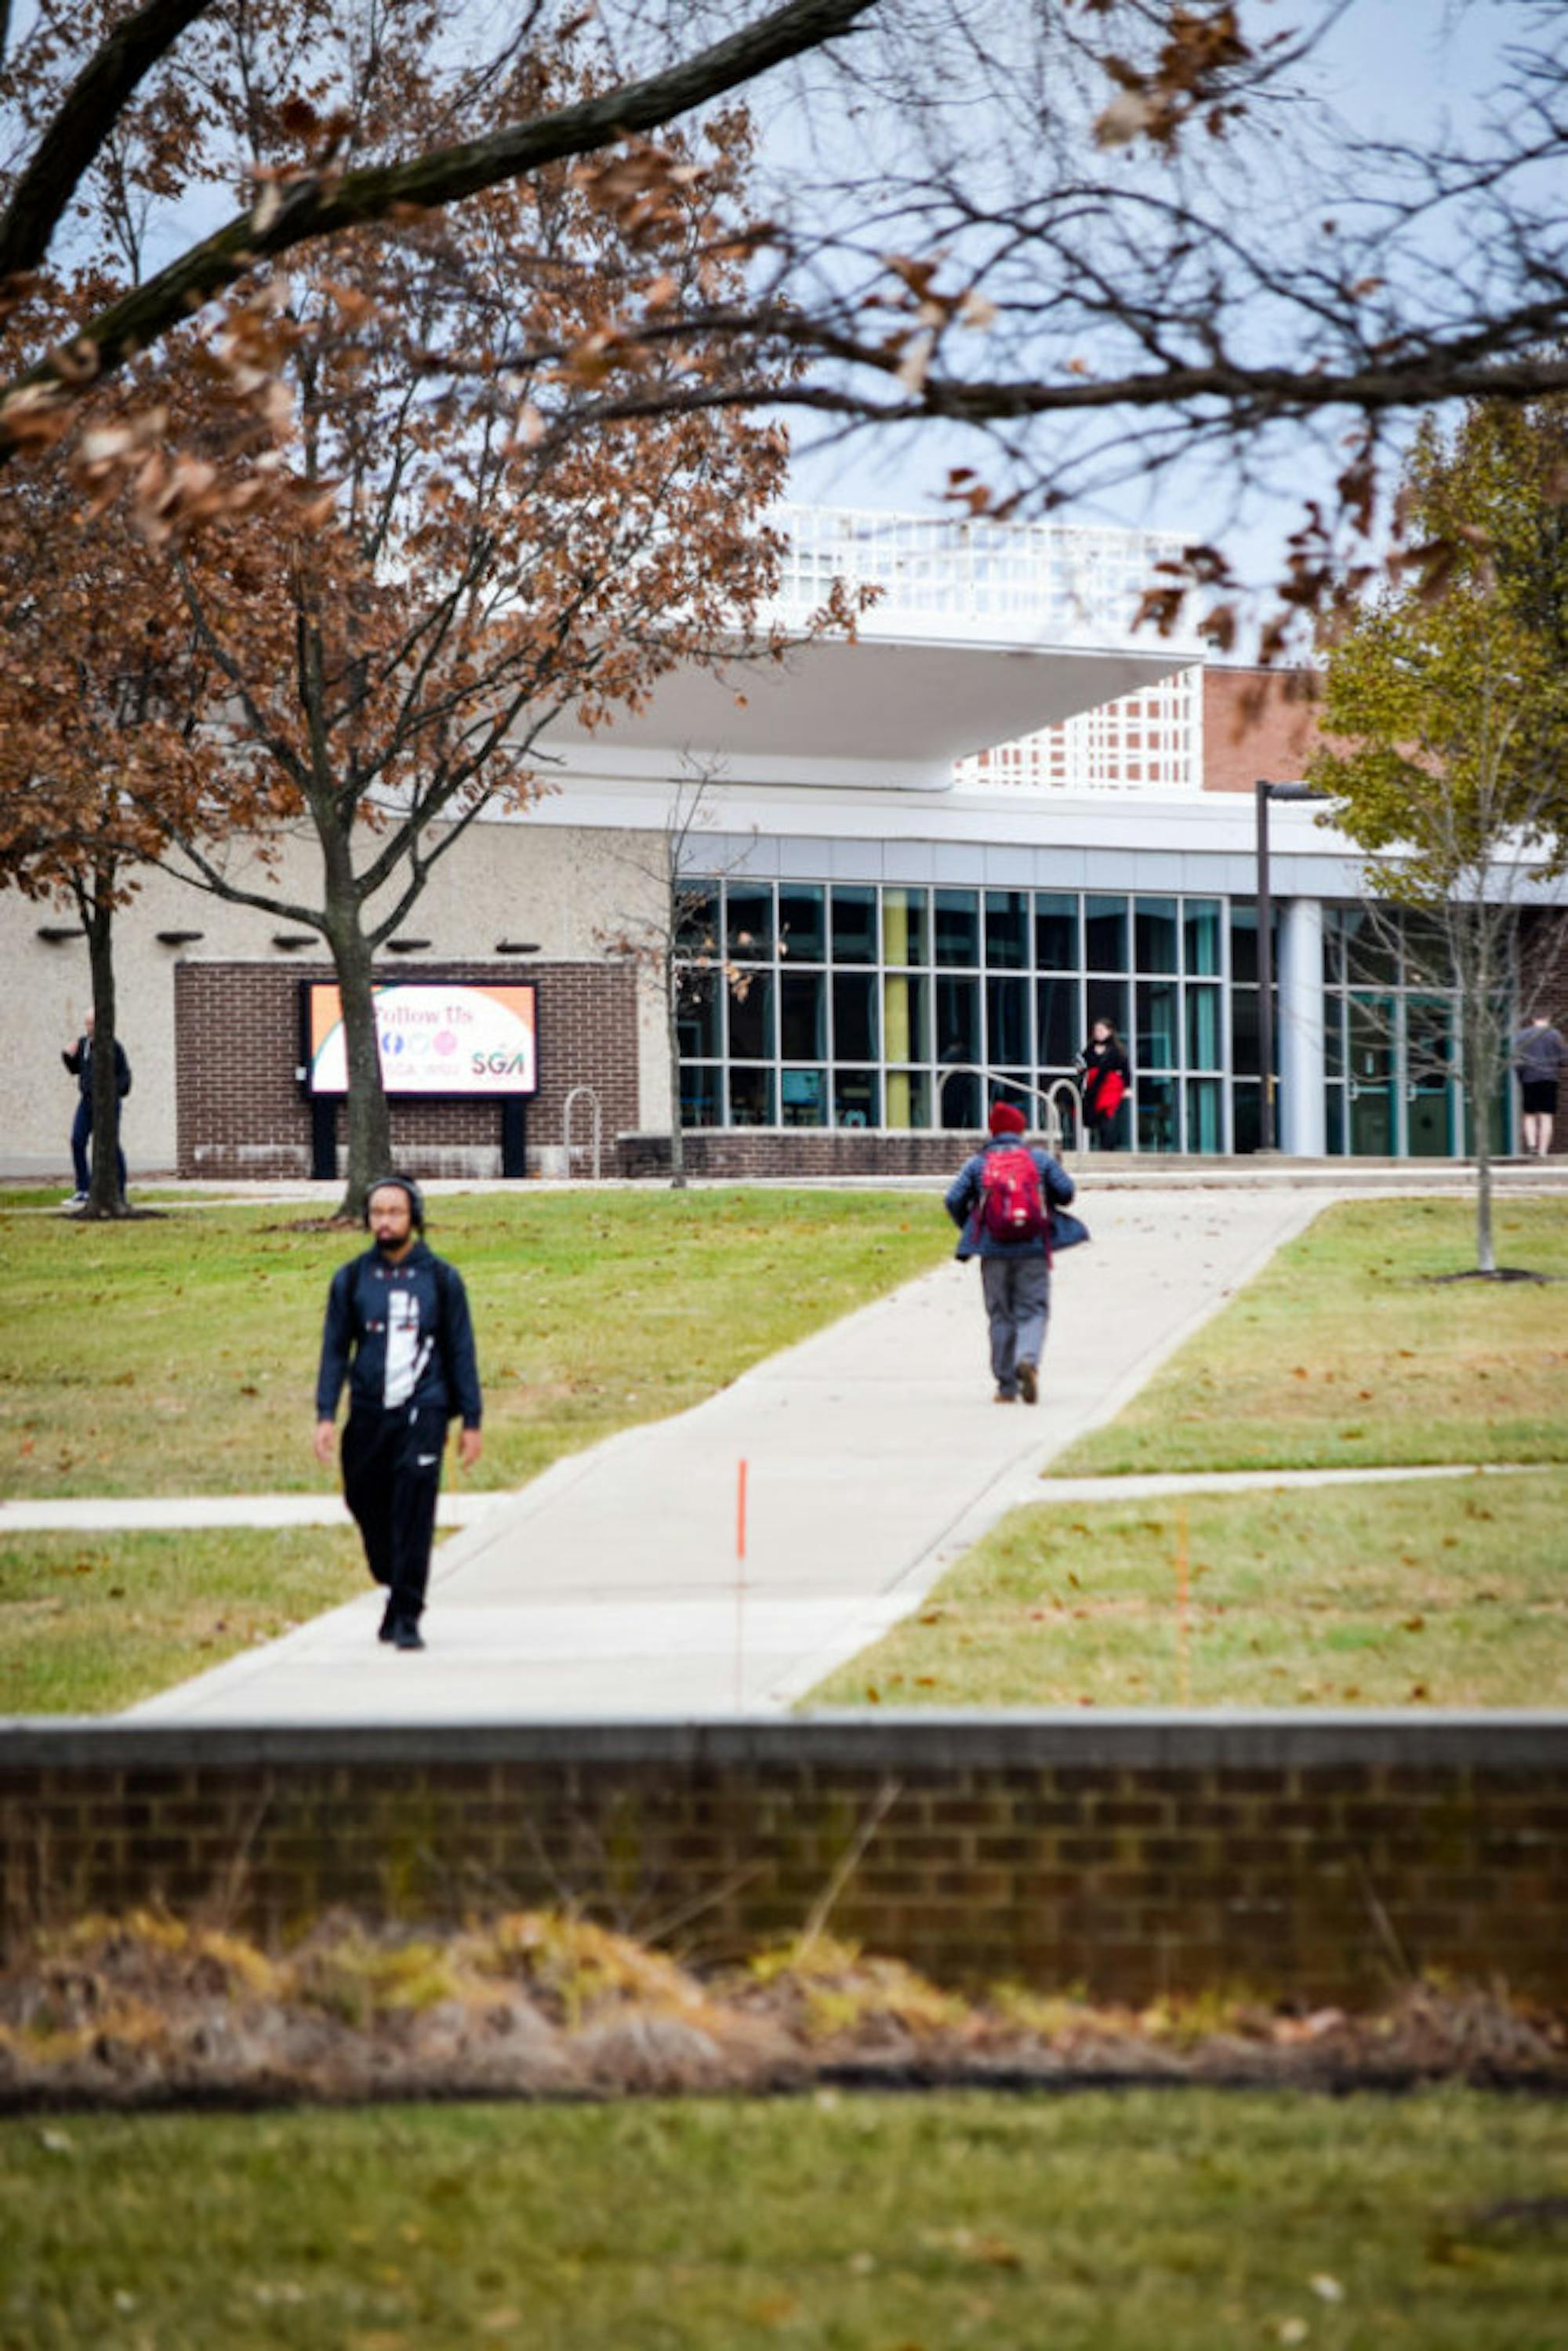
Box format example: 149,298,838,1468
341,1402,446,1627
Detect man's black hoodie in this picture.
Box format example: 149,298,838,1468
315,1241,482,1428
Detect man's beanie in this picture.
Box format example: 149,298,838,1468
988,1101,1028,1137
364,1173,426,1230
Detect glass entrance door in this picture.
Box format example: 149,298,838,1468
1347,994,1396,1154
1404,995,1455,1157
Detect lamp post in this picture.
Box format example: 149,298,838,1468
1254,779,1330,1154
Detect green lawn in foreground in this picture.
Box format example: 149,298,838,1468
809,1468,1568,1710
0,1527,367,1714
1051,1198,1568,1478
0,1191,947,1500
4,2089,1566,2349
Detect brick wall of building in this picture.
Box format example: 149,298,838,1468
4,1720,1565,2002
619,1130,970,1180
176,961,639,1181
1204,667,1329,794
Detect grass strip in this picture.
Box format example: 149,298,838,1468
1050,1198,1568,1478
0,1190,947,1500
0,1527,367,1714
808,1468,1568,1710
5,2088,1568,2349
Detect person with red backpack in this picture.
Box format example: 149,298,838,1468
945,1101,1078,1405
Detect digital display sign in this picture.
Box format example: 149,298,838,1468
303,981,538,1097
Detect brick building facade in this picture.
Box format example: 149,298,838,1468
175,960,641,1181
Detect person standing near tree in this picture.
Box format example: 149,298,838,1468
1513,1014,1566,1157
60,1009,130,1206
946,1102,1077,1406
313,1176,483,1652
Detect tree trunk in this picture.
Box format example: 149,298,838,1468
1461,977,1497,1276
1475,1135,1496,1275
666,963,688,1189
82,888,129,1221
327,914,393,1221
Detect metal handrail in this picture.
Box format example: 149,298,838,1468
562,1085,602,1183
935,1064,1087,1163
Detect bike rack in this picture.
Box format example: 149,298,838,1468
562,1084,602,1182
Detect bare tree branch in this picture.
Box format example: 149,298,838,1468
1,0,879,431
0,0,214,284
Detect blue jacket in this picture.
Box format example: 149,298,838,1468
316,1242,483,1428
946,1137,1076,1261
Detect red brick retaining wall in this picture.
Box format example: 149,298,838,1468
175,961,638,1181
3,1719,1564,2003
617,1130,970,1180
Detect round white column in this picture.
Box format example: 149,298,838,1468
1277,897,1327,1156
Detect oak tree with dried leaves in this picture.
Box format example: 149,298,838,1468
4,2,822,1214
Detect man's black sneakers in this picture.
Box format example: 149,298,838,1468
392,1618,425,1651
378,1600,398,1643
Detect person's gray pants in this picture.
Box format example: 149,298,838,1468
981,1254,1051,1396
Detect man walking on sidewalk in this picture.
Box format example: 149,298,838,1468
313,1176,483,1650
946,1102,1076,1405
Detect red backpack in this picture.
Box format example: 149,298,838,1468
979,1145,1048,1245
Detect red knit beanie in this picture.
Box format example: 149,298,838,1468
988,1101,1028,1137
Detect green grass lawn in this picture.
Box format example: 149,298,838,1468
810,1197,1568,1711
0,1527,367,1714
810,1468,1568,1710
0,1190,947,1500
4,2088,1566,2349
1051,1198,1568,1479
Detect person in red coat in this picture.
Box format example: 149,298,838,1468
1078,1018,1130,1149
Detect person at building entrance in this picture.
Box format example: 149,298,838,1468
60,1009,131,1206
313,1176,483,1651
946,1101,1077,1405
1514,1013,1566,1157
1077,1017,1130,1149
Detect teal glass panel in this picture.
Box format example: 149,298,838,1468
726,880,775,960
778,883,826,963
1185,1077,1223,1152
1185,985,1222,1070
1085,895,1128,971
1034,894,1078,971
833,973,878,1061
1136,980,1179,1072
681,1065,723,1127
1183,898,1222,978
830,885,878,964
676,968,720,1059
935,889,980,967
779,970,826,1059
728,972,775,1061
985,891,1030,970
1134,897,1179,974
728,1066,776,1125
833,1069,880,1128
986,975,1031,1065
780,1068,828,1127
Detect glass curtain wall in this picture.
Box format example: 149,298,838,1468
677,879,1247,1149
1323,905,1512,1156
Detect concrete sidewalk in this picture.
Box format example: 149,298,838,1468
125,1185,1328,1725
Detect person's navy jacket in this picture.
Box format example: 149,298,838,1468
945,1137,1076,1261
62,1036,131,1097
315,1242,482,1428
